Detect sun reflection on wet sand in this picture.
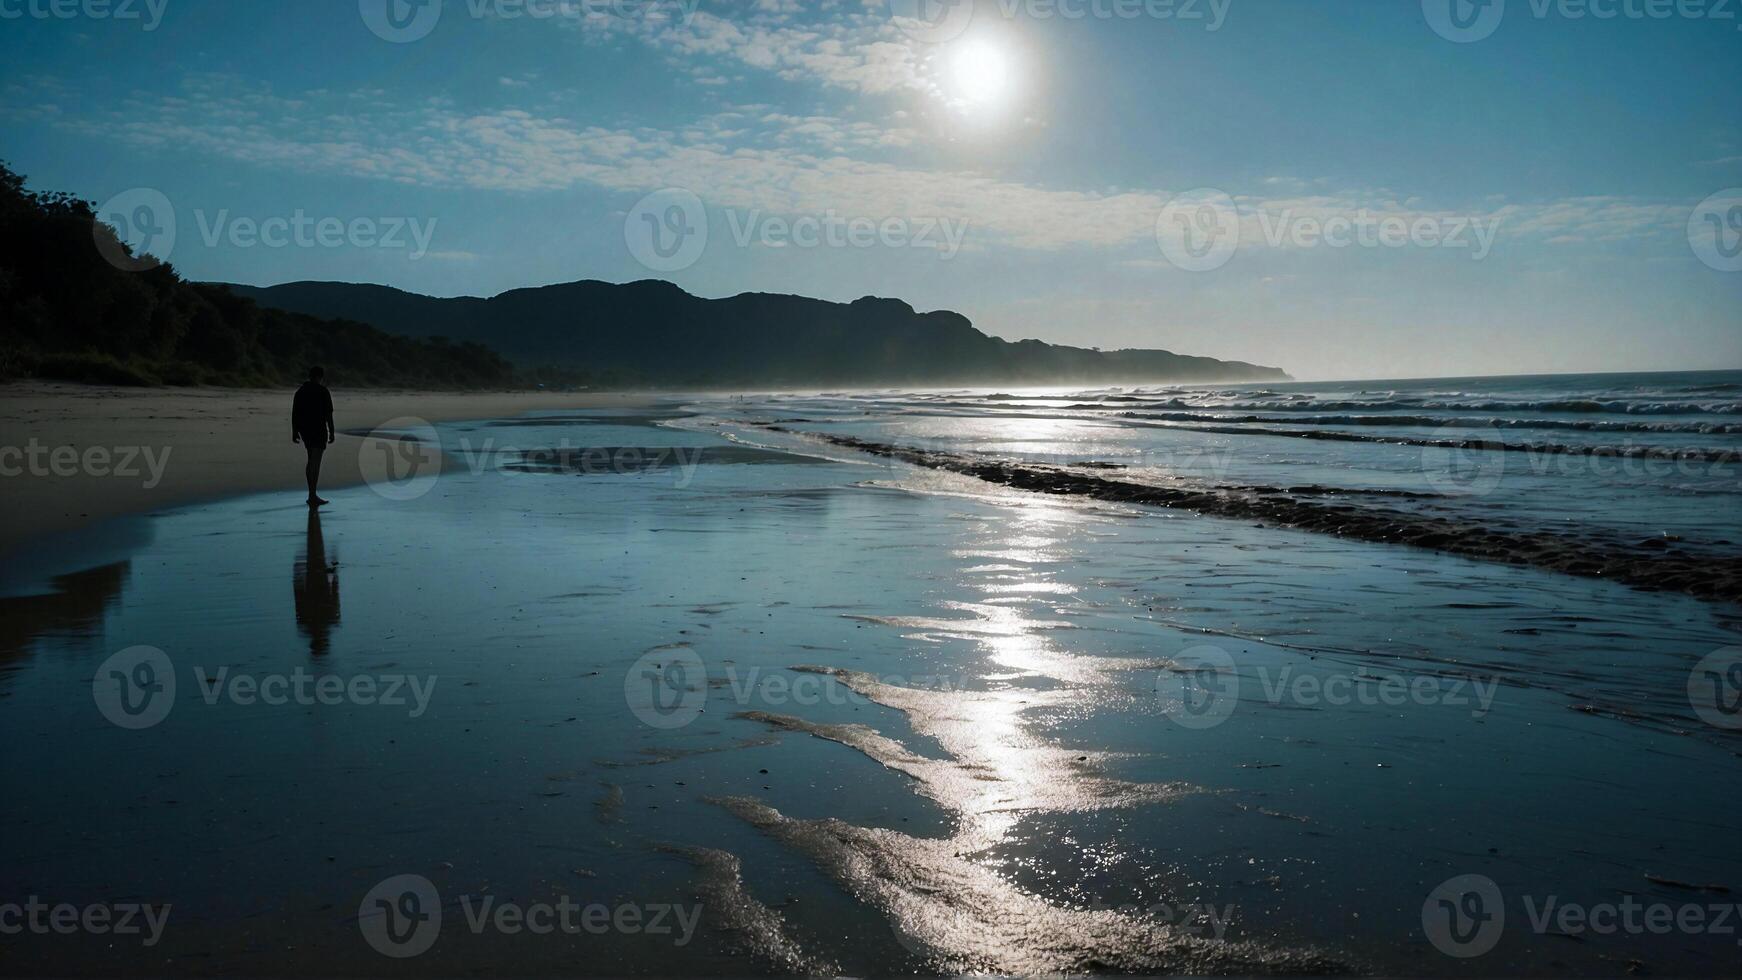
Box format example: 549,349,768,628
712,794,1346,976
723,507,1345,973
753,667,1191,848
728,661,1343,975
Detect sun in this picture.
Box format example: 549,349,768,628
947,39,1013,108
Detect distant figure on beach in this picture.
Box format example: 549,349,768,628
292,366,336,506
293,507,340,656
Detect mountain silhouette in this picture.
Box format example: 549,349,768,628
222,279,1291,388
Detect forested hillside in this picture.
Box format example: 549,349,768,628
0,163,513,388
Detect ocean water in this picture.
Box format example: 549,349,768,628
3,370,1740,976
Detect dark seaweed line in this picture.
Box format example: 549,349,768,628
769,427,1742,606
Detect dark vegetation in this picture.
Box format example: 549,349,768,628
0,162,514,388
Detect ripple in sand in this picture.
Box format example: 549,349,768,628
660,845,840,977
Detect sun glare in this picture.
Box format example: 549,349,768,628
947,39,1012,108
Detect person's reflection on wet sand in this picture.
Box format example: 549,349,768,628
293,508,340,656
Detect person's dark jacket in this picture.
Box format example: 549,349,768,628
292,382,334,440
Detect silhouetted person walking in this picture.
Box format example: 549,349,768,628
292,366,336,506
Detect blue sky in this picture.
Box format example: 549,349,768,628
3,0,1738,379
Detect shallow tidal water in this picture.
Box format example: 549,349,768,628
4,375,1741,976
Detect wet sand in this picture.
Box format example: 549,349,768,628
4,399,1740,975
0,382,646,557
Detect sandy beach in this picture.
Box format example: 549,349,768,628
2,382,1739,976
0,382,643,558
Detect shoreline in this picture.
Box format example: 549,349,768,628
0,382,651,559
782,426,1742,605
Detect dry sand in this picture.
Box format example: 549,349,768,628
0,382,646,557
